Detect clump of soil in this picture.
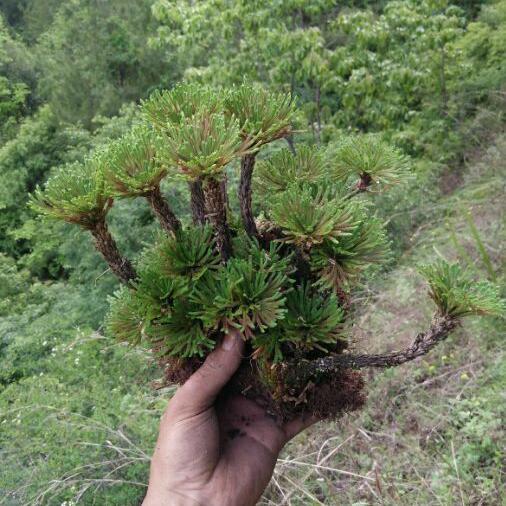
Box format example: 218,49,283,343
161,349,366,423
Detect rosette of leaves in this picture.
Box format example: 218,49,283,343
224,84,295,149
105,125,181,234
106,227,219,358
106,125,164,197
142,82,222,130
31,158,110,228
145,299,215,359
163,111,243,180
144,86,252,258
253,284,346,364
330,134,411,190
107,288,214,358
225,84,297,238
255,145,326,195
31,157,135,283
420,261,505,318
269,183,358,249
191,248,291,339
282,285,346,353
147,226,219,281
107,286,147,346
311,215,391,291
143,84,246,181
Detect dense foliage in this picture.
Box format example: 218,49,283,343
32,82,503,423
1,0,505,503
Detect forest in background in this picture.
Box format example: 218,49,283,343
0,0,504,504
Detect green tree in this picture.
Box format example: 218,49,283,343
35,0,175,127
0,107,78,258
0,76,29,141
151,0,470,151
0,14,35,141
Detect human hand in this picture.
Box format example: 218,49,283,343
142,330,318,506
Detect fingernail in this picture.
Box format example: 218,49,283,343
222,331,239,351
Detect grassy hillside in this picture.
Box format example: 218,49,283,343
261,135,506,505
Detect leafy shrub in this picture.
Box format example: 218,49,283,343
32,83,504,421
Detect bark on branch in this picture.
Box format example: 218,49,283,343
146,185,181,235
90,219,136,284
189,180,206,225
286,315,458,383
203,178,232,261
239,153,258,238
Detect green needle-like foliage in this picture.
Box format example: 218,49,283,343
253,285,345,363
282,284,346,351
147,226,219,281
311,216,391,289
106,287,147,346
255,145,326,194
192,255,289,338
105,125,165,197
142,83,221,129
270,183,358,248
107,287,214,358
225,84,295,148
146,299,215,358
420,260,506,318
161,111,244,180
143,83,249,180
135,263,187,313
232,235,294,276
30,157,111,228
107,269,188,348
331,134,410,188
33,82,504,422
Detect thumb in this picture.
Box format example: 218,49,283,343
171,329,245,415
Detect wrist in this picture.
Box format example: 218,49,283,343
143,489,206,506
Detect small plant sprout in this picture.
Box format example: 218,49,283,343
32,84,505,421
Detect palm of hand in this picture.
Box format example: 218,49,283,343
143,333,316,506
157,395,290,505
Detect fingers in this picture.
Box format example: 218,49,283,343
170,329,245,416
283,413,321,441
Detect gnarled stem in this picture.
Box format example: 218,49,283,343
146,185,181,235
203,178,232,261
285,314,458,384
90,219,136,284
239,153,258,238
357,172,373,192
189,180,206,225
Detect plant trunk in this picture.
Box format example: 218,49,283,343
203,178,232,261
146,185,181,235
239,153,258,238
189,180,206,225
285,315,458,385
90,219,136,284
